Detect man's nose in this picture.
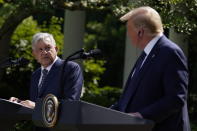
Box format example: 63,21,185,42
41,50,48,54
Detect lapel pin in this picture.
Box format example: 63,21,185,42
151,54,155,58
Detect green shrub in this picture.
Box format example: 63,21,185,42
82,86,121,107
191,122,197,131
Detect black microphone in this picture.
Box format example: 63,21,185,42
68,49,101,61
0,57,29,68
60,49,101,99
81,49,101,59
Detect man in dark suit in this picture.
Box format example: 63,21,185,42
10,32,83,109
111,6,190,131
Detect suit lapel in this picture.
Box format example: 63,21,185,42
120,36,164,111
138,46,160,79
138,36,165,78
133,36,163,86
38,58,62,97
32,69,41,100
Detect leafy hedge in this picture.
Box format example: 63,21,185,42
82,86,121,107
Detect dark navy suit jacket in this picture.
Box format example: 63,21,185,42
112,35,190,131
30,58,83,131
30,58,83,101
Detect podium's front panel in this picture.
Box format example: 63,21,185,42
0,99,33,131
52,101,154,131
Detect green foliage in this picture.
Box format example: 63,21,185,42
2,0,196,34
81,10,125,110
0,15,64,98
59,0,129,11
84,11,125,87
0,14,64,131
191,122,197,131
7,16,63,73
83,59,106,89
11,16,39,70
82,86,121,107
14,121,34,131
1,0,197,129
0,17,39,99
0,3,16,26
40,16,64,55
3,0,55,12
123,0,197,34
82,11,125,107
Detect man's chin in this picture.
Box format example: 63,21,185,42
41,61,52,67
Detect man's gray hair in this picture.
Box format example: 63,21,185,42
32,32,56,50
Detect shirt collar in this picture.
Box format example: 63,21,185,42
41,56,58,72
144,33,163,55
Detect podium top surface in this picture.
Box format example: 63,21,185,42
57,100,154,125
47,100,155,131
0,98,33,120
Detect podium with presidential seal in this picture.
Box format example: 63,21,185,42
0,94,154,131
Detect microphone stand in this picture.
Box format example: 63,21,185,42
59,48,101,99
65,48,84,62
59,48,84,99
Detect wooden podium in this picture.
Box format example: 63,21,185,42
0,98,154,131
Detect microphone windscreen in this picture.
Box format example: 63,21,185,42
90,49,102,57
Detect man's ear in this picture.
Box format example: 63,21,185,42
138,29,144,37
55,46,58,52
138,31,142,36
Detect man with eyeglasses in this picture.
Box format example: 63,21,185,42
10,32,83,109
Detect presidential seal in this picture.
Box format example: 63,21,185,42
42,94,59,128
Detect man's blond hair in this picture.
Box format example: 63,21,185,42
120,6,163,36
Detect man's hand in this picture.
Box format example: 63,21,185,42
128,112,143,118
20,100,35,109
9,97,21,103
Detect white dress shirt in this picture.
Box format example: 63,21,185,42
38,56,58,85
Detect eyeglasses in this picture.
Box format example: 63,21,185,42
35,46,53,53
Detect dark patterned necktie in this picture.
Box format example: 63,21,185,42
38,69,48,93
118,51,146,112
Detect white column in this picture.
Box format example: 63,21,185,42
122,0,141,86
169,29,188,56
123,33,141,86
63,10,86,59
